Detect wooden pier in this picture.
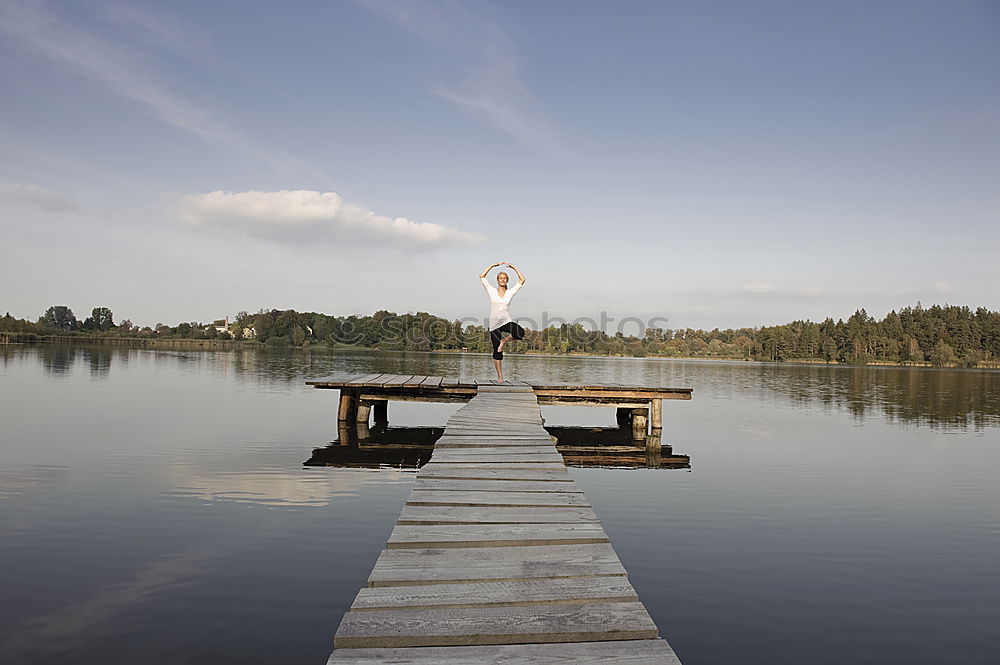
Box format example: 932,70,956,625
319,379,687,664
306,374,692,442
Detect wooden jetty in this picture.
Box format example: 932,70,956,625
321,379,686,664
306,374,692,441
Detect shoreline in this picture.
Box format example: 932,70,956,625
5,334,999,370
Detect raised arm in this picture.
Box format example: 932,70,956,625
507,263,526,285
479,262,501,279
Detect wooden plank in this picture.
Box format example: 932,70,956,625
423,461,566,467
436,439,555,448
419,375,444,387
387,524,608,549
406,490,589,508
430,446,556,455
304,372,357,386
430,453,563,464
404,374,429,387
382,374,416,387
349,576,636,610
413,479,584,493
416,467,572,481
346,373,385,386
398,505,600,525
328,639,681,664
333,601,657,648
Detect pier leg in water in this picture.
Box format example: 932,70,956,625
650,398,663,430
356,401,372,425
631,407,648,441
338,389,359,423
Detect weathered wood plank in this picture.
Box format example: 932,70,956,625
416,467,572,481
333,601,657,648
387,524,608,549
345,373,384,386
349,576,636,610
413,479,584,493
382,374,417,387
368,543,624,586
398,505,600,525
406,490,590,507
430,446,556,455
430,452,563,463
328,639,681,664
435,439,556,448
419,375,444,387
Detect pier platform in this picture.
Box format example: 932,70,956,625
321,381,685,664
306,373,692,440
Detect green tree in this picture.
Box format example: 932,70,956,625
91,307,114,331
40,305,77,330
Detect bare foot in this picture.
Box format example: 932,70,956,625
497,337,509,353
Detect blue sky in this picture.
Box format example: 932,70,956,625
1,0,998,331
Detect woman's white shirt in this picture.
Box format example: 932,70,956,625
480,277,522,330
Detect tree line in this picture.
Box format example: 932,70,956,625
3,303,1000,367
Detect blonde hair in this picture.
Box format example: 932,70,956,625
497,271,510,284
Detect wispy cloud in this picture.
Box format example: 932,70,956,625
0,1,303,174
94,0,213,59
180,189,484,248
737,281,822,297
353,0,556,149
0,183,78,211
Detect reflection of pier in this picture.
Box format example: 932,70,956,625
305,425,690,470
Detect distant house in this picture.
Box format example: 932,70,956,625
241,327,257,339
210,316,230,334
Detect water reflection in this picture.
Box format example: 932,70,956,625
0,465,68,498
305,424,690,470
5,343,1000,431
165,463,413,507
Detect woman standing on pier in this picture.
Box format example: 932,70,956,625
479,261,526,383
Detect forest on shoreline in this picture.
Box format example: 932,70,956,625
3,303,1000,368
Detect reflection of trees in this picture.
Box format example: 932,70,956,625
41,344,77,376
743,363,1000,431
84,347,112,379
18,343,1000,433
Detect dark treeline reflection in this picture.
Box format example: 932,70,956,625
6,344,999,431
743,362,1000,431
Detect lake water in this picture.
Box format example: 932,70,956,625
1,345,998,664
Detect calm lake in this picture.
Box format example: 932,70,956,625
1,345,998,664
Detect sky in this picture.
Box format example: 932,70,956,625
1,0,998,332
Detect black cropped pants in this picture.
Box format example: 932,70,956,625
490,321,525,360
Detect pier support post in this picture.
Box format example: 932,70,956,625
631,407,648,441
356,401,372,424
373,400,388,425
645,429,662,466
338,390,358,423
650,398,662,430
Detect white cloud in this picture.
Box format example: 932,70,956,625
180,189,484,247
931,281,952,294
0,183,78,211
